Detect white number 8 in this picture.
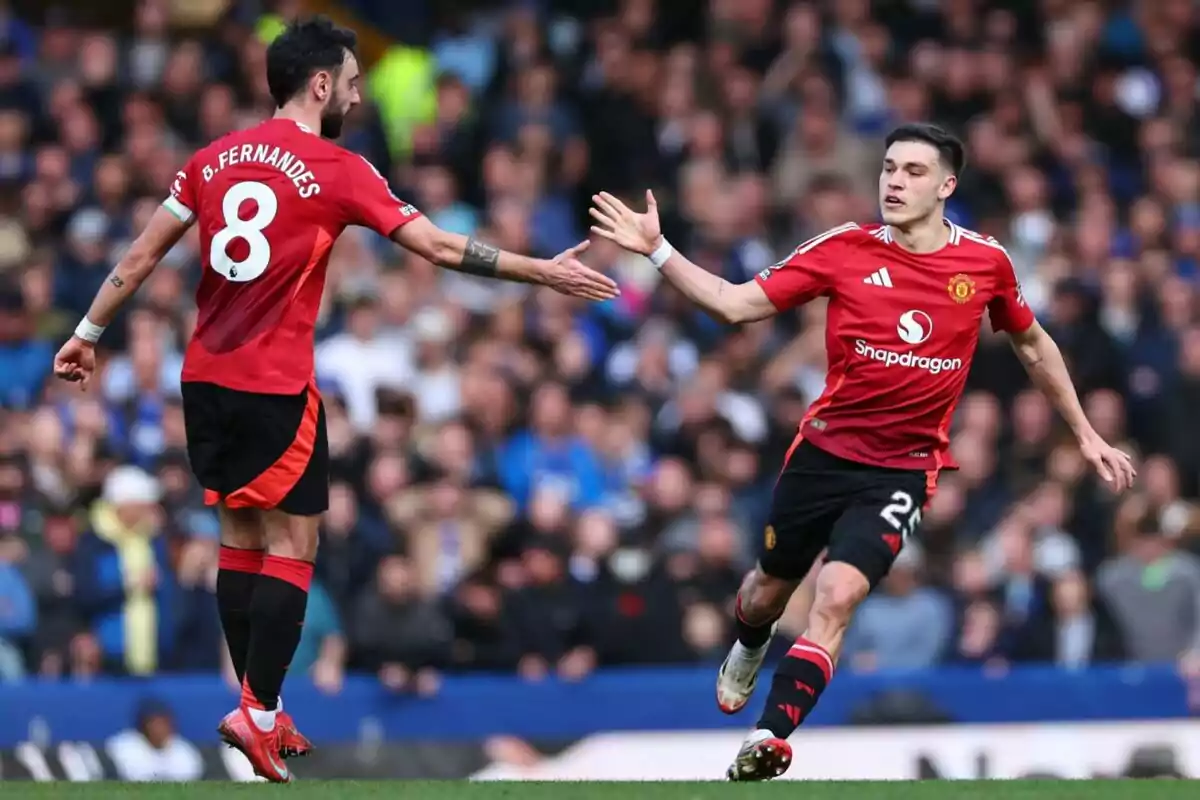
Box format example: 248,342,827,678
210,181,277,282
880,490,922,542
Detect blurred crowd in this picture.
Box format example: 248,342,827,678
1,0,1200,694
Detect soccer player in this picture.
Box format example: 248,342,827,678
52,17,617,783
589,122,1135,781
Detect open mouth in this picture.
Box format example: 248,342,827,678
884,195,904,208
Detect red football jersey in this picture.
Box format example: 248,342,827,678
755,220,1035,473
164,118,422,394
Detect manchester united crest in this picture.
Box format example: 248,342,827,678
948,274,976,304
764,525,776,551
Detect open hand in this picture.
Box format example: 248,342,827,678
557,646,596,683
379,663,411,692
544,240,620,301
313,657,344,695
589,190,662,256
53,337,96,389
1080,433,1136,492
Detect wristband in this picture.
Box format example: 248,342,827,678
74,317,105,343
648,238,674,269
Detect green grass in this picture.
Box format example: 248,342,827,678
0,782,1193,800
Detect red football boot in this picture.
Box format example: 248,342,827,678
217,707,291,783
277,711,313,759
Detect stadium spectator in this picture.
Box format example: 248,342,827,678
72,466,175,675
507,534,598,681
170,516,222,671
842,544,954,671
1009,568,1127,668
446,569,523,673
290,581,347,695
20,502,81,675
0,531,32,680
1097,510,1200,665
350,553,452,695
105,698,203,782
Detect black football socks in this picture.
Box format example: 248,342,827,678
241,555,312,719
217,546,263,682
734,593,778,648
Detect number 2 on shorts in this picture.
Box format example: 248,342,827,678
879,490,921,542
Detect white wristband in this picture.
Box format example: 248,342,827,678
74,317,105,343
648,238,674,269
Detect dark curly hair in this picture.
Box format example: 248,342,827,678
265,16,358,109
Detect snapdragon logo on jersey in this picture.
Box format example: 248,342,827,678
854,309,963,375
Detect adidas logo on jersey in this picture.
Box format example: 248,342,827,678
864,268,893,287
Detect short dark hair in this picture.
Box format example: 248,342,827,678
885,123,966,175
265,16,358,108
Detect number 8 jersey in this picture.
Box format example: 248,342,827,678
165,118,422,394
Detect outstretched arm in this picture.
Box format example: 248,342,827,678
392,216,617,301
81,207,192,329
656,249,778,325
342,153,617,302
1009,320,1136,490
589,190,777,324
55,206,192,387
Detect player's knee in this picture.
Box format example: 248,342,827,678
810,563,870,628
739,567,793,623
218,506,265,550
263,511,320,562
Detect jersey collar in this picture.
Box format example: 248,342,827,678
880,219,962,247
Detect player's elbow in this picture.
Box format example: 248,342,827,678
1009,321,1049,362
715,303,745,326
717,285,768,325
393,218,461,267
118,243,160,284
428,229,463,268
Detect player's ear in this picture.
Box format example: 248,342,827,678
313,71,330,102
939,173,957,201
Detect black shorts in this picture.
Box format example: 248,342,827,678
181,380,329,516
760,440,931,588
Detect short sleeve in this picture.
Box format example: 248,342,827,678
754,223,855,311
340,152,423,237
163,157,198,224
987,246,1036,334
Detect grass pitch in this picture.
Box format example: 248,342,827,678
0,782,1193,799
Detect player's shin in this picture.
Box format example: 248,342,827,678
729,592,777,652
735,564,808,647
216,546,263,682
754,636,835,739
754,563,867,739
241,553,313,730
719,568,798,714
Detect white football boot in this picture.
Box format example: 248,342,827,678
715,622,777,714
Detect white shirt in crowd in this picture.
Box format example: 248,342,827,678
316,330,414,431
106,729,204,782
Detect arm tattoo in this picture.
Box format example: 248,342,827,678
459,237,500,277
108,273,125,288
1013,338,1044,369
